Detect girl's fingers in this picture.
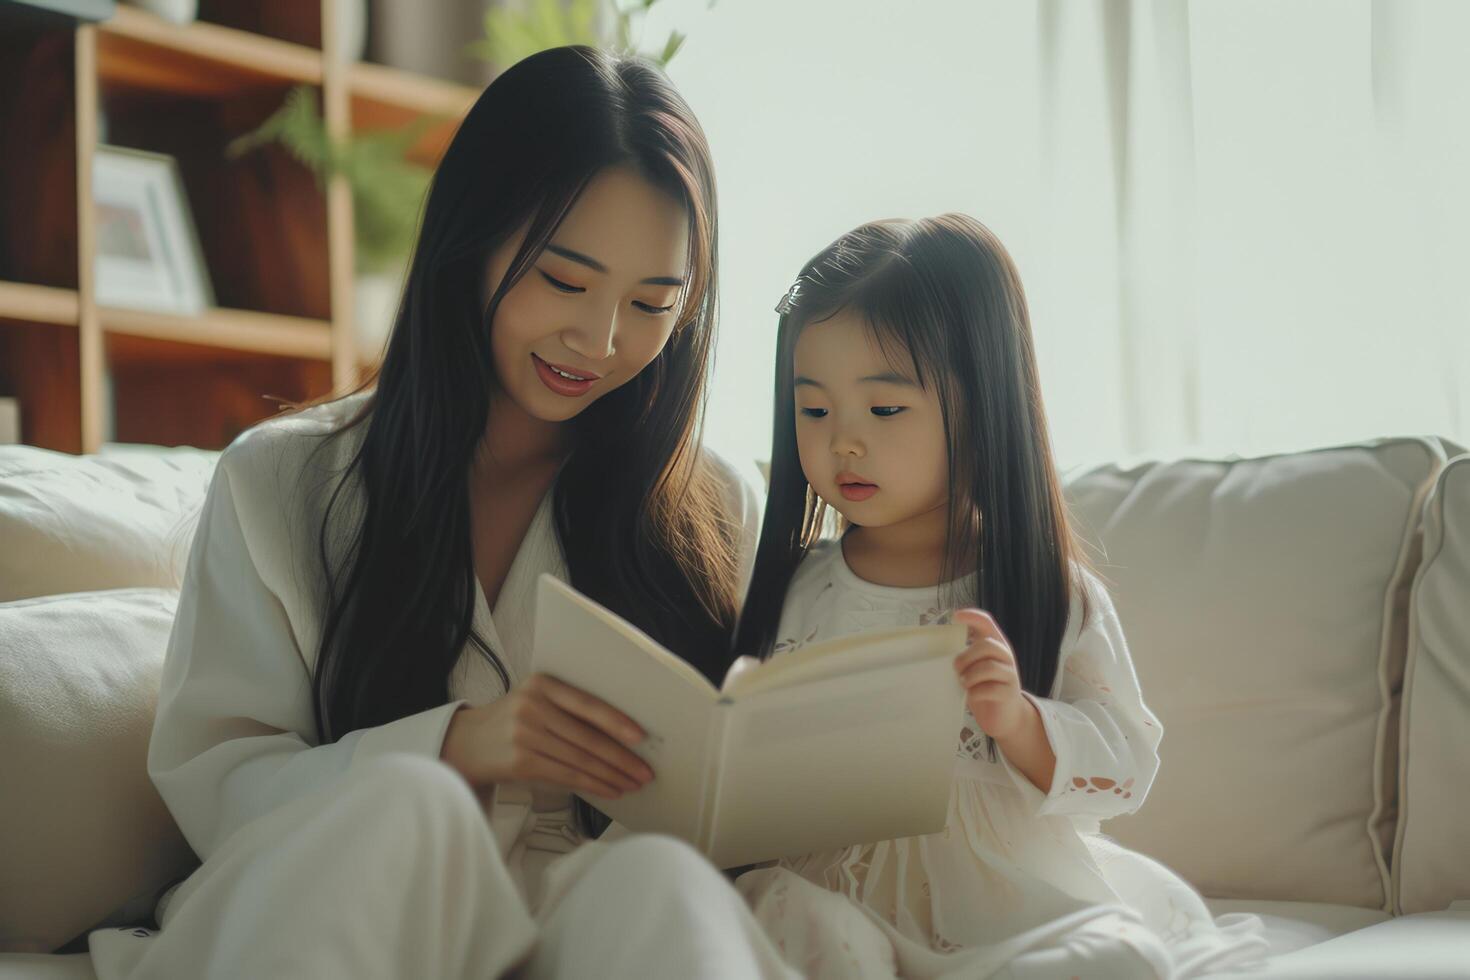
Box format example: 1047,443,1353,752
963,678,1014,701
951,607,996,627
954,637,1013,672
523,727,641,794
960,660,1015,689
952,607,1005,641
535,700,654,785
534,673,646,746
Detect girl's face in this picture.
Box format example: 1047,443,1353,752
485,165,691,423
792,310,950,530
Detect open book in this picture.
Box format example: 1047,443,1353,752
530,574,968,869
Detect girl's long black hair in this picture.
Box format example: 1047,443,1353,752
304,47,738,834
734,215,1088,700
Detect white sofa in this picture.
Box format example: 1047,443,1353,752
1,436,1468,979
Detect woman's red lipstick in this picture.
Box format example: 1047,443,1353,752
533,353,600,397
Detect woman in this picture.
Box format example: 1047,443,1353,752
89,47,793,980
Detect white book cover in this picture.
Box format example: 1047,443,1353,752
530,574,967,868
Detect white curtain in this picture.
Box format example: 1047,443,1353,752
644,0,1470,469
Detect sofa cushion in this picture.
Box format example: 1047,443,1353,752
0,589,195,954
1393,454,1470,914
1066,438,1448,910
0,952,96,979
1212,908,1470,979
0,446,217,603
1202,898,1391,960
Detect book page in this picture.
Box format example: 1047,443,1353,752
706,636,967,869
723,623,967,699
529,574,721,842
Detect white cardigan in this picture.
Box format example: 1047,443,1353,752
148,393,761,888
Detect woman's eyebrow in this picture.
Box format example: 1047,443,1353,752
545,243,684,286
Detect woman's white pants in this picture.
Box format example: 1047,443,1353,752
88,754,798,980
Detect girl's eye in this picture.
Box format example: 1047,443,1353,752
799,407,828,419
633,300,675,315
539,270,584,293
871,406,907,417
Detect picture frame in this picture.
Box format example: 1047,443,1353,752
0,396,19,444
93,145,214,315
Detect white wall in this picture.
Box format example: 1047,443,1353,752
643,0,1470,471
646,0,1053,467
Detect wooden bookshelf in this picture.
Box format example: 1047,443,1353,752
96,5,323,95
0,281,80,326
350,60,474,166
0,1,478,452
100,305,334,360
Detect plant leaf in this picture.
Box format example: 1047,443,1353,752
657,29,685,66
225,85,433,272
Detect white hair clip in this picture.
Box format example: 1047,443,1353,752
775,278,804,315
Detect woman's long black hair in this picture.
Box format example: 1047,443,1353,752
733,215,1088,701
305,47,738,834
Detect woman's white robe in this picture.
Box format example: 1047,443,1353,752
87,394,792,980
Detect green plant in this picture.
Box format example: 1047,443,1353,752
470,0,715,70
226,87,434,275
227,1,718,272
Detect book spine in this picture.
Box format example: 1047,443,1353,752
693,697,733,852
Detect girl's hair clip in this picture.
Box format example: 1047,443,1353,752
775,278,804,316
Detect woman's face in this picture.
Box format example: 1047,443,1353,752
485,165,691,424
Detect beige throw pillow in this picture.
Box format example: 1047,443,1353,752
0,589,195,953
0,446,216,602
1066,438,1447,910
1393,454,1470,914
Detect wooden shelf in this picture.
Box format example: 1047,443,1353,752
350,60,476,119
350,60,475,166
0,281,80,326
97,5,322,97
0,315,82,453
0,26,78,294
0,4,477,451
101,305,333,361
96,7,478,119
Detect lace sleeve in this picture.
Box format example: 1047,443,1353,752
1003,581,1162,818
953,579,1163,820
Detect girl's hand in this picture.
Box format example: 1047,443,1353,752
440,672,655,800
952,608,1031,740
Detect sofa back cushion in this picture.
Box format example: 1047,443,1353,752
0,446,217,602
1065,438,1447,910
0,589,196,953
1393,453,1470,914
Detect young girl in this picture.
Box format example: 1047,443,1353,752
733,215,1269,979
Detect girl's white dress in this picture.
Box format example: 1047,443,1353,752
736,539,1270,980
